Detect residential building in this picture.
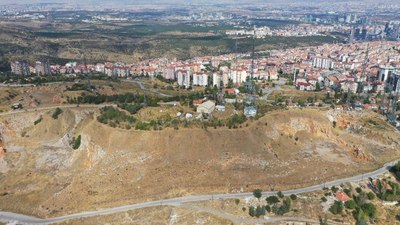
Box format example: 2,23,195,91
377,65,395,83
177,70,191,88
197,100,215,114
192,72,208,87
35,61,51,75
11,60,30,76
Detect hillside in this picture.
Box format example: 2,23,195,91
0,107,399,218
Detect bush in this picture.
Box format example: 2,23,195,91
329,201,344,215
355,187,362,193
275,197,291,215
253,189,262,199
34,116,43,125
249,206,256,217
97,106,136,128
266,196,279,205
361,203,376,219
255,205,266,217
345,200,357,209
52,107,63,119
235,199,240,205
367,192,375,200
277,191,284,198
331,186,339,193
265,205,271,212
290,194,297,201
344,188,352,197
70,135,81,150
321,197,327,202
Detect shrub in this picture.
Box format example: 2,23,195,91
253,189,262,199
249,206,256,217
265,205,271,212
355,187,362,193
361,203,376,219
71,135,81,150
367,192,375,200
34,116,43,125
275,197,291,215
321,197,327,202
345,200,357,209
344,188,352,197
329,201,344,215
255,205,266,217
266,196,279,205
52,107,63,119
290,194,297,201
235,199,240,205
277,191,284,198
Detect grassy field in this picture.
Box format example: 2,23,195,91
0,19,343,71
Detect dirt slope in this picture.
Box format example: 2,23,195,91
0,108,399,218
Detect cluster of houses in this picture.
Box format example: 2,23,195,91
10,42,400,95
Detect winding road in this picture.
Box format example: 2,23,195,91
0,160,397,225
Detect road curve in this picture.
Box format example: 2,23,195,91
0,160,397,225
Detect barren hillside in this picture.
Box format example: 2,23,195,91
0,108,399,218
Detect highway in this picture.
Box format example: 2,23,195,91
0,160,397,225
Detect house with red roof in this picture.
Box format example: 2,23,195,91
335,192,352,203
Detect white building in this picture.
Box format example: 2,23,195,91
193,72,208,86
197,100,216,114
177,70,191,88
230,69,248,85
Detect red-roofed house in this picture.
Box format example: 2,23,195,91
335,192,351,203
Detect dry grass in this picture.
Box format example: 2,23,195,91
0,108,399,220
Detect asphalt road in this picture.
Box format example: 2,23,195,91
0,160,397,225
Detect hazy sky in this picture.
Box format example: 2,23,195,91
1,0,398,6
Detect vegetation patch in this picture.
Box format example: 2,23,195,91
34,116,43,125
52,108,63,119
70,135,81,150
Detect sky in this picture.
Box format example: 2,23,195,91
1,0,398,6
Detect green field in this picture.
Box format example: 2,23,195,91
0,19,343,71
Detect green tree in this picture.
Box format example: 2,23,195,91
290,194,297,200
361,203,376,219
255,205,266,217
253,189,262,199
266,196,279,205
345,200,357,209
277,191,284,198
71,135,81,150
315,82,321,91
248,206,256,217
52,107,63,119
329,201,344,215
367,192,375,200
